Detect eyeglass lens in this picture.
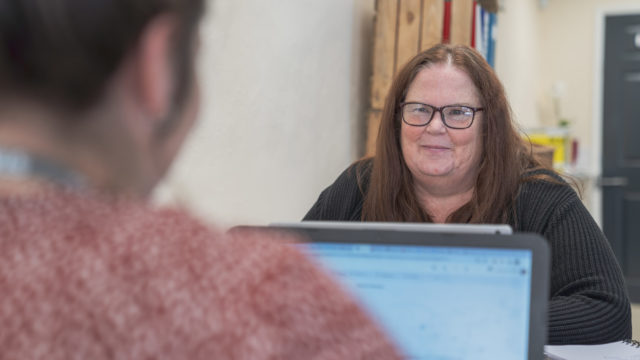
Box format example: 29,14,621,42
403,103,476,128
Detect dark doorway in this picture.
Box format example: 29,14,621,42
602,14,640,302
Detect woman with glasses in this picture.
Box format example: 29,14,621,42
304,44,631,345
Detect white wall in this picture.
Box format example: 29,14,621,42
155,1,375,228
494,0,541,130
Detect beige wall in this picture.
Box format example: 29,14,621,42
494,0,541,129
155,1,375,227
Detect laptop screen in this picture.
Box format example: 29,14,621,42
299,242,533,360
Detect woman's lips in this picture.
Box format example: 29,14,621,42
422,144,450,150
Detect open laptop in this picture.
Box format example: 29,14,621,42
262,223,550,360
272,221,513,234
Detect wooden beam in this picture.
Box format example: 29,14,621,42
421,0,445,51
450,0,473,46
366,110,382,156
370,0,398,110
396,0,422,72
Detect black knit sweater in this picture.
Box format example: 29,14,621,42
304,160,632,345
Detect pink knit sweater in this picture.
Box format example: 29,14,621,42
0,190,402,359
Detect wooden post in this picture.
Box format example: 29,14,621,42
370,0,398,110
366,110,382,156
421,0,445,51
450,0,474,45
396,0,422,71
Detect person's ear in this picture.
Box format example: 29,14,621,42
134,15,177,120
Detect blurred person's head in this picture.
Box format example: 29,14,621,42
364,44,540,223
0,0,205,196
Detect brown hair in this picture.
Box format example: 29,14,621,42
362,44,544,223
0,0,205,112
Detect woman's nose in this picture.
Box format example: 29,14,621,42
425,111,447,134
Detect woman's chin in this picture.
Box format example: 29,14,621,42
415,166,454,179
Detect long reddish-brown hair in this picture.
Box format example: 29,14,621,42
362,44,542,223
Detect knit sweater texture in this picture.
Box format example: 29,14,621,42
304,160,632,345
0,189,402,359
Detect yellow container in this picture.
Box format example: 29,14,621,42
526,131,568,167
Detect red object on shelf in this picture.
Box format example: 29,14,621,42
471,1,477,48
443,0,452,43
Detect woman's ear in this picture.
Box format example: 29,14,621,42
134,15,178,120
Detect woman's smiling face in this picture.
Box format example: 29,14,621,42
400,63,484,192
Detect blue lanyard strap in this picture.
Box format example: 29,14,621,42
0,146,87,189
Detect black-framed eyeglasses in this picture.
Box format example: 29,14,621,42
400,102,484,129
